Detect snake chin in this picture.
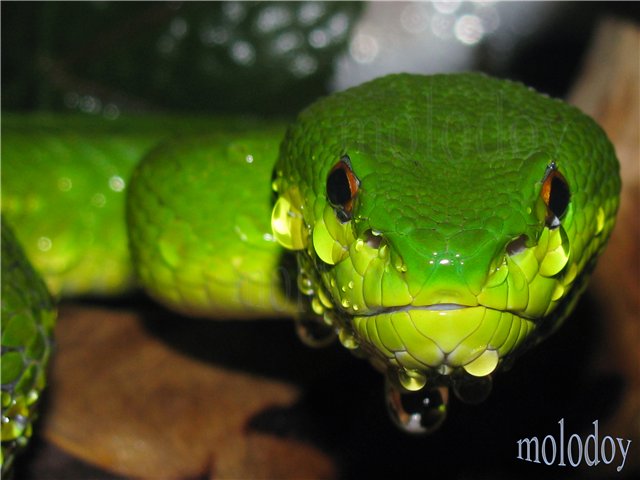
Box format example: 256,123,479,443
325,303,539,393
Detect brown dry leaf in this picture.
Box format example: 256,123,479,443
42,305,336,479
569,17,640,469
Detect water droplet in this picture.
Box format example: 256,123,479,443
349,33,379,64
400,3,429,34
157,34,176,55
26,389,39,405
222,1,246,23
273,30,302,54
308,28,328,48
431,12,455,40
64,92,79,109
311,297,324,315
463,349,499,377
103,103,120,120
551,281,564,301
37,237,52,252
452,373,493,405
298,2,325,26
80,95,101,114
318,288,333,308
338,328,359,350
108,175,125,192
295,315,336,348
91,193,106,208
477,4,500,34
327,12,349,38
200,25,230,46
385,378,448,434
297,272,314,295
170,17,188,39
58,177,72,192
454,14,485,46
256,4,292,33
289,53,318,78
397,368,427,391
433,1,461,14
595,207,605,235
340,298,350,308
229,40,255,66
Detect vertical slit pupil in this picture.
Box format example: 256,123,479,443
327,167,352,206
549,176,570,218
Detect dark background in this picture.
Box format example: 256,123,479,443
3,2,639,116
3,2,639,479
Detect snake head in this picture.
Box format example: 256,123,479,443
271,73,620,424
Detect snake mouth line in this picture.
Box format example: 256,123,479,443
349,303,538,321
383,303,472,313
352,303,475,317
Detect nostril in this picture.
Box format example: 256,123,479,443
506,234,529,256
364,229,383,249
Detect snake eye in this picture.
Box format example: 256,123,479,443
541,165,570,228
327,155,359,222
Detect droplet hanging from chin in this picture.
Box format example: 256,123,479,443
385,376,449,434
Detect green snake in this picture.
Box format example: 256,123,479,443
1,73,620,469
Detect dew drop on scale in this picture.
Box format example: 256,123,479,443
296,270,314,295
338,327,359,350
